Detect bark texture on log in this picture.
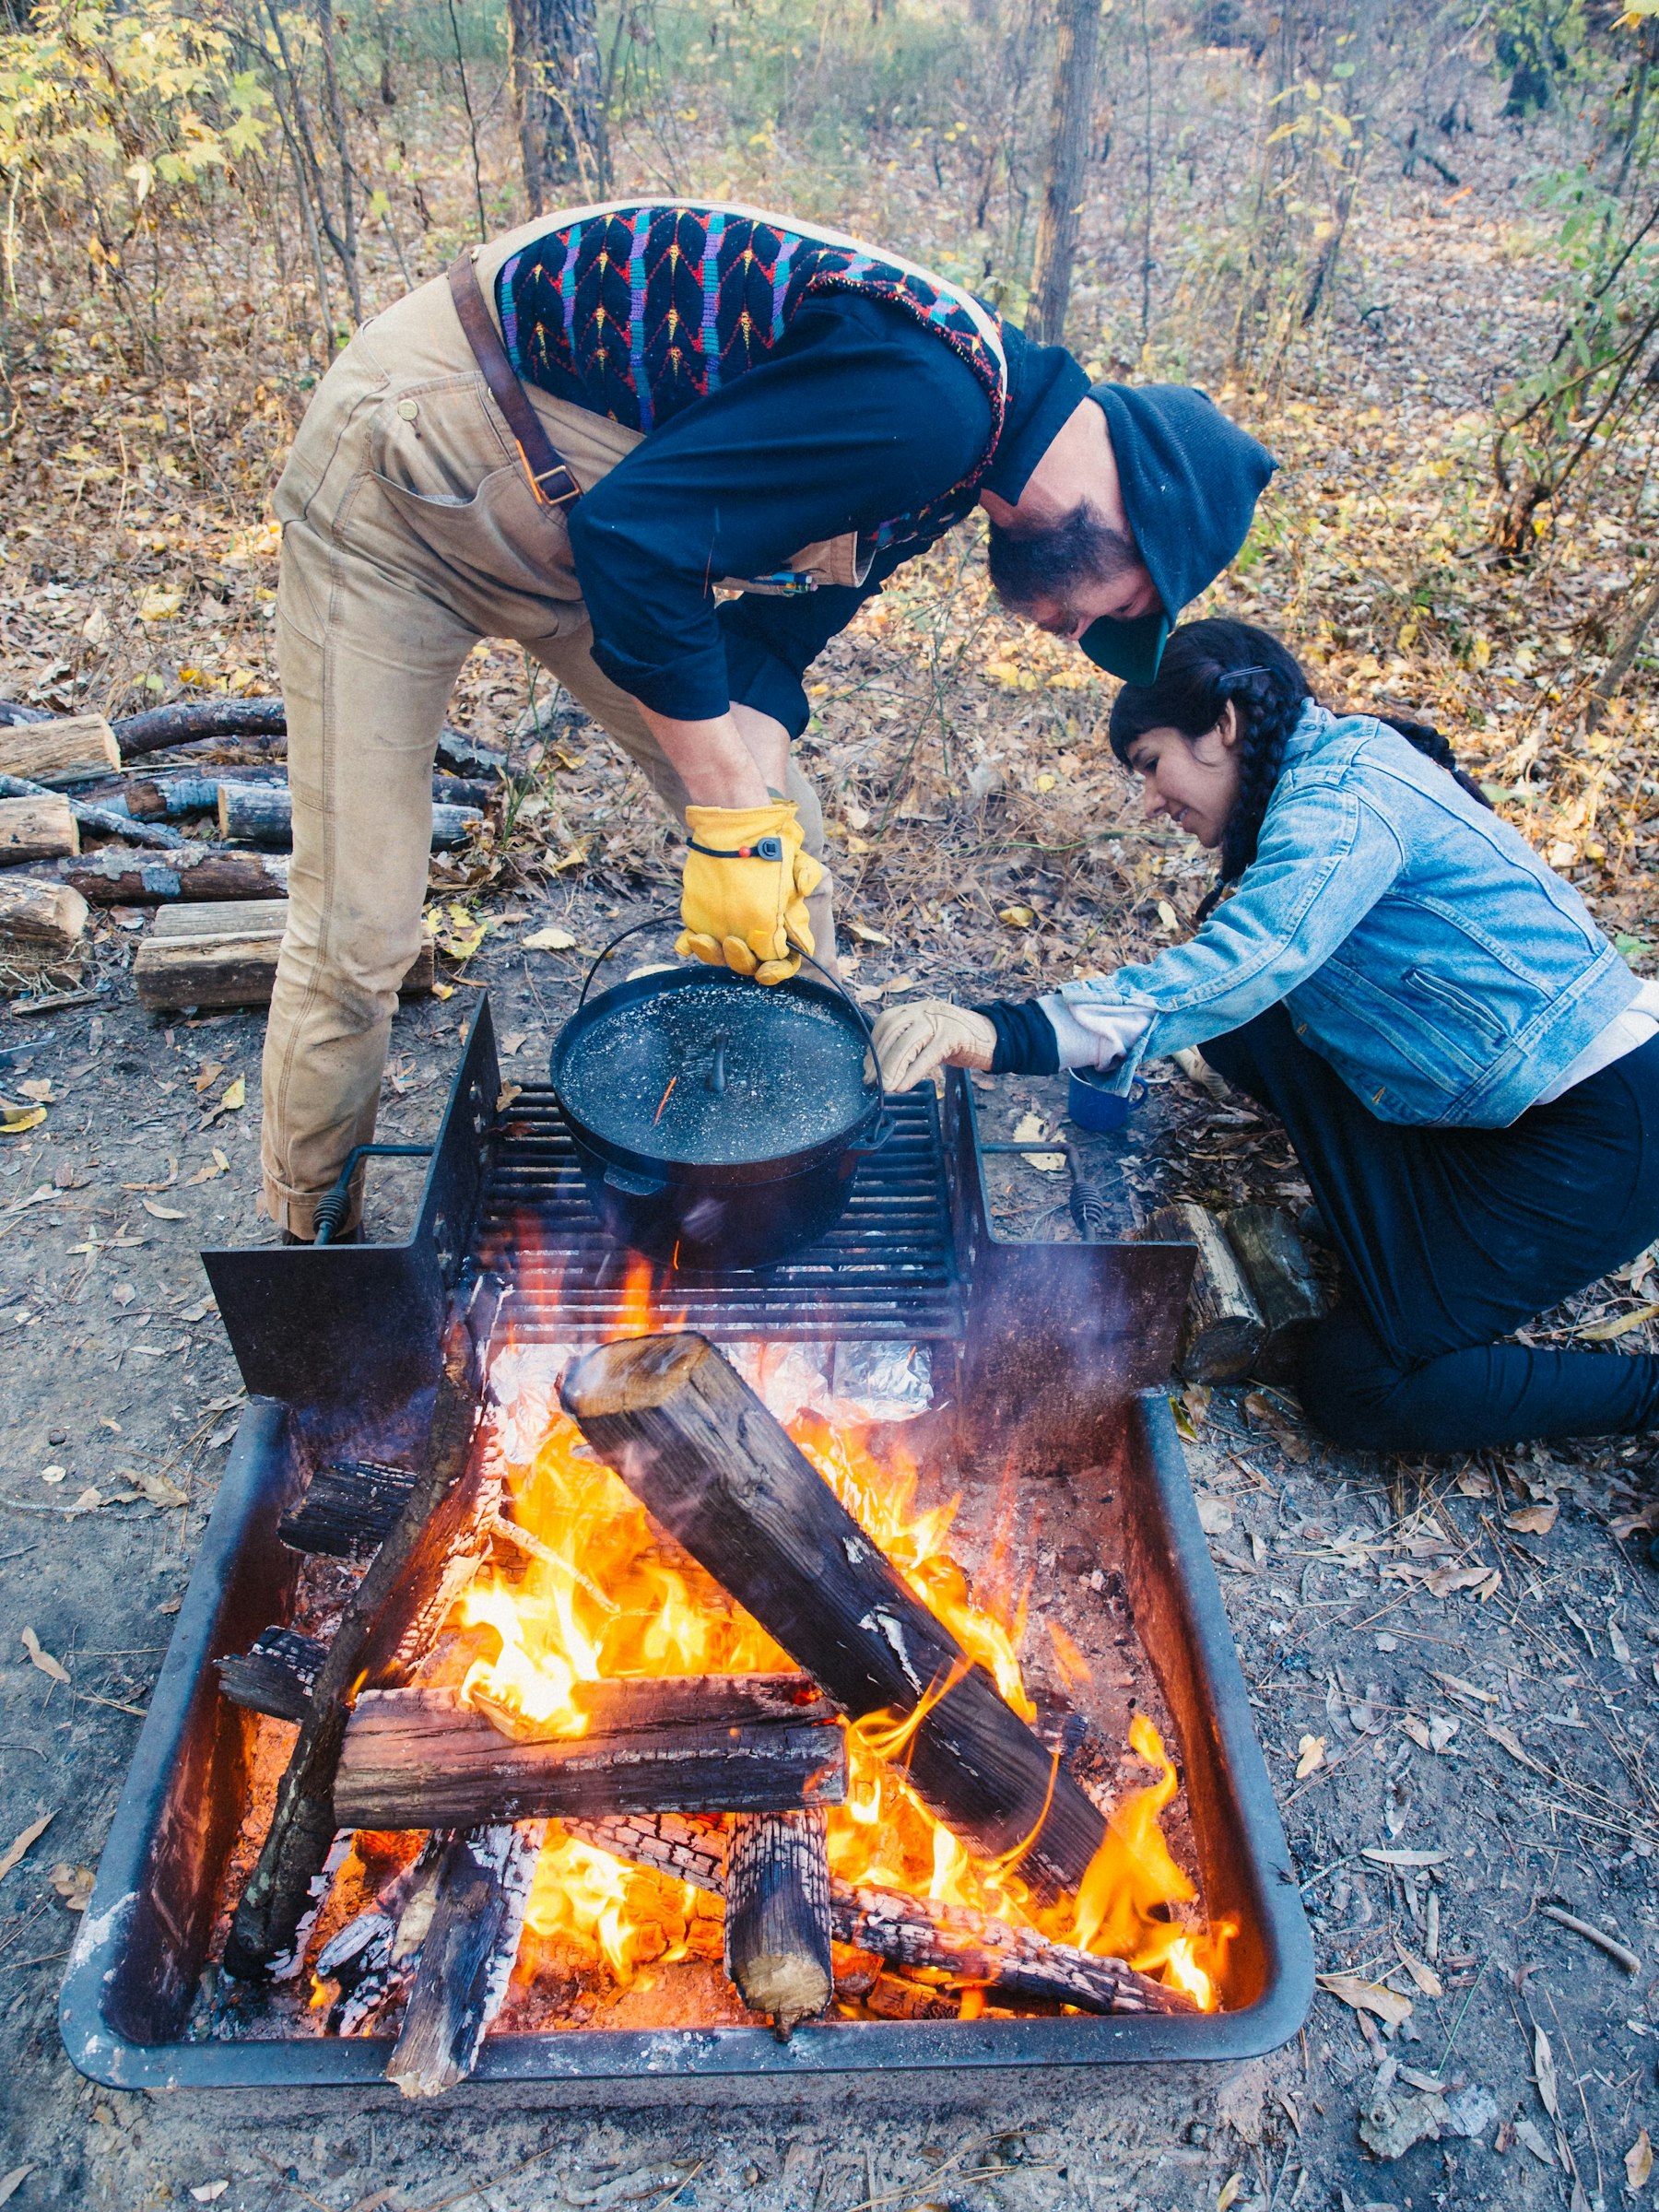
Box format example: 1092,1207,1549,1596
278,1458,420,1559
387,1821,544,2097
0,714,120,787
1027,0,1104,344
0,876,88,956
113,697,288,758
0,793,77,864
218,782,481,852
334,1687,847,1829
60,844,288,904
0,772,183,851
565,1811,728,1894
724,1809,833,2035
223,1302,498,1982
1223,1204,1324,1382
560,1334,1104,1898
1145,1202,1265,1383
218,1628,327,1723
134,901,433,1010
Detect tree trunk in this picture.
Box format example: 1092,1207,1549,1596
1587,569,1659,731
1027,0,1104,345
507,0,605,216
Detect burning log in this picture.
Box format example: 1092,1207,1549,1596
559,1333,1105,1899
333,1687,847,1829
218,1628,326,1723
563,1811,1189,2018
314,1833,447,2033
1144,1202,1265,1384
387,1821,545,2098
222,1293,501,1982
1223,1205,1324,1382
724,1810,834,2036
60,844,288,904
278,1457,420,1559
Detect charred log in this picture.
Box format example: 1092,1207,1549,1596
387,1821,544,2097
315,1834,448,2034
724,1809,833,2036
559,1333,1104,1899
279,1458,420,1559
218,1628,327,1723
334,1688,847,1829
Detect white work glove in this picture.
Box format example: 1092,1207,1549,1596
872,1000,996,1092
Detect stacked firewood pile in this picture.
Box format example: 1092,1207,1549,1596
0,696,500,1007
214,1305,1191,2096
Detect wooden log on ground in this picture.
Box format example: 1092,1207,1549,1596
223,1292,502,1982
113,697,289,758
0,713,119,786
333,1687,847,1829
278,1457,419,1559
1223,1204,1324,1382
61,843,288,904
0,876,88,959
0,793,77,865
0,772,182,851
218,1627,327,1724
564,1811,1189,2018
219,782,481,852
559,1334,1104,1900
388,1820,544,2097
724,1809,833,2036
0,700,50,728
134,900,433,1011
1143,1202,1265,1384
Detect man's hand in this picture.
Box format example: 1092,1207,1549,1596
872,1000,996,1090
677,801,824,984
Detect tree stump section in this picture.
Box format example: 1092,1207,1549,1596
724,1809,834,2036
0,794,77,865
0,877,88,959
559,1333,1105,1899
1144,1201,1265,1383
1223,1204,1325,1382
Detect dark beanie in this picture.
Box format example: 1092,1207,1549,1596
1080,384,1277,684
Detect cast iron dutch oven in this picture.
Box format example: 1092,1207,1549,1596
550,922,894,1270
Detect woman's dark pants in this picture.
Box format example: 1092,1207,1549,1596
1201,1008,1659,1453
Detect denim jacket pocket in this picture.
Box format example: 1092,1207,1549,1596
1400,962,1511,1047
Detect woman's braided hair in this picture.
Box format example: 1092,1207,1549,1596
1106,618,1493,921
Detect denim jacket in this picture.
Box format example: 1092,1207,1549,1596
1044,702,1639,1127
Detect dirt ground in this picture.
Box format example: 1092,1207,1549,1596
0,887,1655,2212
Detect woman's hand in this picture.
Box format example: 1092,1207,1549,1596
872,1000,996,1090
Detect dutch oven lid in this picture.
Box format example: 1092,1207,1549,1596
553,970,877,1168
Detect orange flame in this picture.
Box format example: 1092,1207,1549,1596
455,1250,1231,2013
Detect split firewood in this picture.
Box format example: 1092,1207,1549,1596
388,1821,545,2097
222,1286,503,1982
563,1810,1188,2018
218,782,481,853
724,1809,834,2036
0,772,182,851
1143,1201,1265,1383
133,900,433,1011
0,792,77,865
278,1457,420,1559
0,713,120,786
559,1333,1105,1899
333,1687,847,1829
1223,1205,1325,1382
314,1832,448,2033
218,1628,327,1724
0,876,88,959
60,843,288,905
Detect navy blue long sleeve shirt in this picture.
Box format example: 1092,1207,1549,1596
535,289,1085,735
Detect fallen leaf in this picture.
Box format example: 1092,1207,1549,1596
1505,1503,1558,1535
1315,1971,1413,2026
0,1104,46,1135
500,1031,528,1056
136,586,184,622
1487,1719,1548,1775
1011,1110,1066,1172
141,1197,186,1220
998,904,1035,928
65,1487,102,1515
497,1083,523,1111
1403,1714,1433,1750
845,922,891,947
1627,2128,1653,2190
217,1077,245,1112
48,1860,93,1911
0,2169,32,2206
1218,2177,1242,2212
1359,2089,1447,2160
522,925,576,952
1611,1618,1632,1664
1535,2024,1559,2119
192,1062,223,1094
190,2186,230,2206
1194,1491,1234,1535
550,841,588,873
1295,1734,1326,1779
1157,899,1180,931
1424,1563,1493,1597
1513,2117,1556,2167
20,1627,68,1684
0,1811,54,1881
111,1283,135,1307
1394,1939,1443,1997
1362,1847,1447,1868
124,1468,188,1509
1580,1300,1659,1341
17,1077,53,1103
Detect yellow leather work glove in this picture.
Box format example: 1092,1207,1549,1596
677,801,824,985
872,1000,997,1091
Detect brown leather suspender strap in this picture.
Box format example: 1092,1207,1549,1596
447,250,581,509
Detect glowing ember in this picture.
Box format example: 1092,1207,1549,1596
455,1259,1231,2014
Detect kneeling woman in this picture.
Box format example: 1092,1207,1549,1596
875,618,1659,1453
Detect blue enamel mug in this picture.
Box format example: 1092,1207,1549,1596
1067,1065,1147,1133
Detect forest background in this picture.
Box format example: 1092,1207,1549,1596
0,0,1653,980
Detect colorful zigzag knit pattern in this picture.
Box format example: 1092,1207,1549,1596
498,202,1006,552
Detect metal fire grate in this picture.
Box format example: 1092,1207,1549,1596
475,1086,964,1344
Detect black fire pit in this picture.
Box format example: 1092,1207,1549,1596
60,996,1312,2091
